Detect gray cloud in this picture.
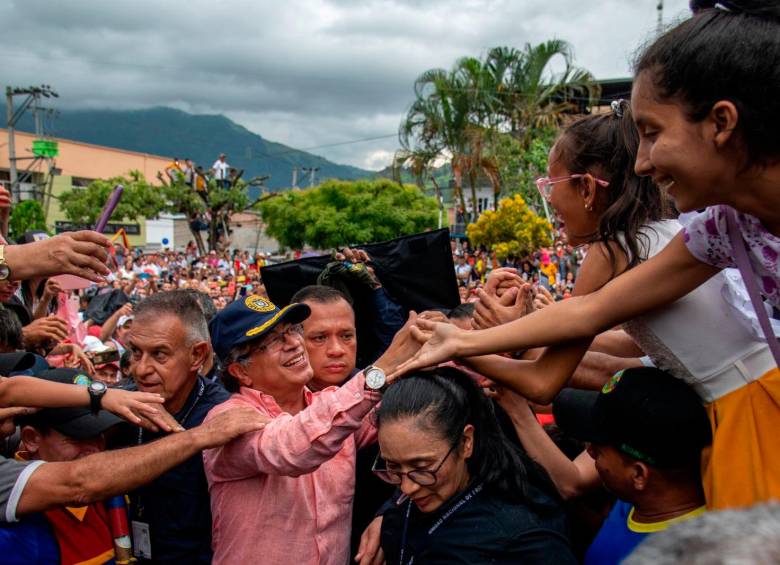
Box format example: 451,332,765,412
1,0,690,170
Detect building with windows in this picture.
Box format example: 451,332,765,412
0,128,170,246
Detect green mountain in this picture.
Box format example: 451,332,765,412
17,107,373,191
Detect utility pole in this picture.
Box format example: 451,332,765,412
5,84,59,203
302,167,319,188
656,0,664,36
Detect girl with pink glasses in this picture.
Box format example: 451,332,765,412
398,1,780,510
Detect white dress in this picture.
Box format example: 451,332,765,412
619,220,774,403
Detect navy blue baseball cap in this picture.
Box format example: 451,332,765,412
209,295,311,361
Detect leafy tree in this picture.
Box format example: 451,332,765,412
466,194,551,260
158,171,261,254
258,178,437,250
399,41,598,223
9,200,48,241
493,127,557,211
59,171,166,227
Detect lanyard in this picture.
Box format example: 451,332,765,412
398,483,484,565
136,380,205,445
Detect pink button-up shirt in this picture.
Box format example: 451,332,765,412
202,372,378,565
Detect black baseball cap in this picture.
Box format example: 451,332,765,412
18,368,122,440
553,367,712,467
209,295,310,361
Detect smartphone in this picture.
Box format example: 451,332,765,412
93,349,120,366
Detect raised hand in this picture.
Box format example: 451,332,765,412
472,284,533,329
23,316,69,348
389,318,464,379
101,388,181,433
533,286,556,310
484,267,524,298
374,311,427,383
5,231,111,283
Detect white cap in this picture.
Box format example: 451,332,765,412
117,315,134,327
82,335,109,354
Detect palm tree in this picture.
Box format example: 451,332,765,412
489,40,600,143
399,40,600,224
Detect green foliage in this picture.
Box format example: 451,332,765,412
258,179,438,249
466,194,551,260
59,171,166,225
399,41,599,219
494,127,558,210
9,200,47,240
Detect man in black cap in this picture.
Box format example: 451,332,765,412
553,367,712,565
0,352,268,530
4,368,125,563
203,294,419,565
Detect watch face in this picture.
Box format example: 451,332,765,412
366,368,386,390
0,265,9,280
90,381,108,393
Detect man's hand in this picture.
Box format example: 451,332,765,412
194,406,271,449
355,516,385,565
389,318,464,379
472,285,533,329
101,388,182,433
4,231,111,282
374,312,427,383
23,316,69,348
116,303,133,318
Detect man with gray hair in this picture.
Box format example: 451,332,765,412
127,290,229,564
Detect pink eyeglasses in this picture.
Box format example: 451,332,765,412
535,174,610,202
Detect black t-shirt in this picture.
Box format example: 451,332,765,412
381,485,577,565
130,376,229,564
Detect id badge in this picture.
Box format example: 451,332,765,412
131,520,152,559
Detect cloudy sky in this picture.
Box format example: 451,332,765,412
1,0,690,171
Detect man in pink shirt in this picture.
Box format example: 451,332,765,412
203,295,418,565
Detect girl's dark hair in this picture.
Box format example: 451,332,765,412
636,1,780,166
554,101,673,275
377,367,539,505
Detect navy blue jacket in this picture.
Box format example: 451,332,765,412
130,376,229,564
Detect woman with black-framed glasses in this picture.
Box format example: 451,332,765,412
372,367,576,564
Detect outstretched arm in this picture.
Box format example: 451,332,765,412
15,406,268,518
495,389,599,500
396,235,718,374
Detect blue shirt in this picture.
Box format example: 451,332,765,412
0,513,60,564
585,500,706,565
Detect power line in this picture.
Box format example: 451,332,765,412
253,133,399,160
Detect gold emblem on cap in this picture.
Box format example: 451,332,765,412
244,295,275,313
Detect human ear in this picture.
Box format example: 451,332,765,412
189,340,210,373
227,361,253,388
580,174,598,211
631,461,650,491
461,424,475,459
20,426,42,455
709,100,739,149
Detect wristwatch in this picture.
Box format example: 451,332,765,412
364,365,387,392
0,245,11,281
88,381,108,414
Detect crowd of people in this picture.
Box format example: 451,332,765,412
1,2,780,564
